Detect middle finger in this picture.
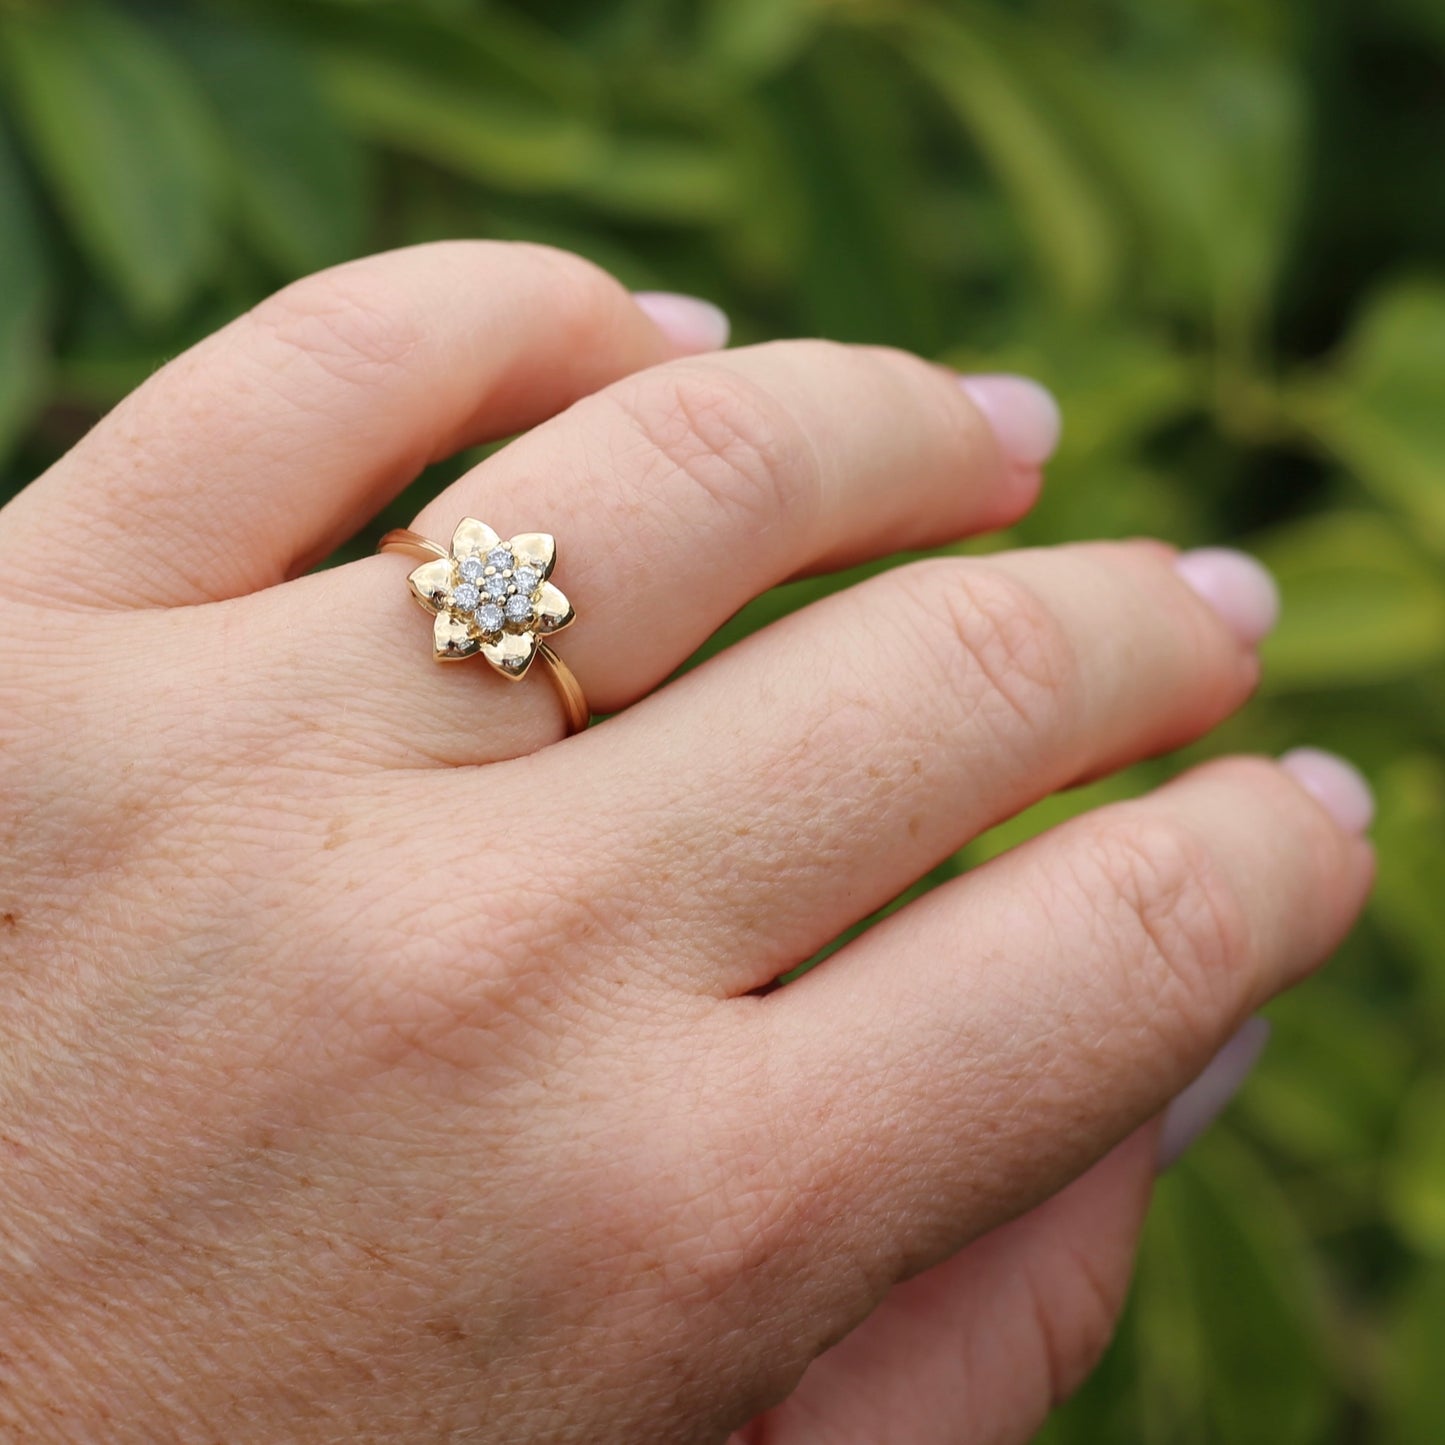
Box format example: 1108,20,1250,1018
540,538,1271,994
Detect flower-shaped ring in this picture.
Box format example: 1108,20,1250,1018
378,518,588,734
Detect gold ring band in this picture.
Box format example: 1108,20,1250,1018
378,519,589,736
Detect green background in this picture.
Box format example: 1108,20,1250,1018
1,0,1443,1439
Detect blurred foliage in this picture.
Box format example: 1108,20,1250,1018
1,0,1443,1438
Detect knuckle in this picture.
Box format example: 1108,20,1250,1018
852,341,976,434
507,240,623,310
1082,813,1251,1029
896,560,1080,754
497,241,633,355
247,266,425,389
337,821,679,1080
499,237,608,285
332,873,585,1077
606,360,821,537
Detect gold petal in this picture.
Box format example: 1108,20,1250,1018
508,532,556,577
433,611,481,661
450,518,501,560
481,630,538,679
407,558,454,614
532,580,575,634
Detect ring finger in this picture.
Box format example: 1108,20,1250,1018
248,342,1055,765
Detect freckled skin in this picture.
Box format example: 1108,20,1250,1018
0,242,1371,1444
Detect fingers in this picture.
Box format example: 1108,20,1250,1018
761,754,1372,1302
250,341,1037,765
732,1128,1158,1445
565,540,1266,992
0,242,716,608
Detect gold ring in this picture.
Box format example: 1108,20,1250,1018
378,518,589,735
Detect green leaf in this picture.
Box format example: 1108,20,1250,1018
0,115,49,464
1379,0,1445,56
1039,41,1303,348
1133,1133,1335,1445
1371,755,1445,1017
286,0,602,109
1381,1262,1445,1445
1385,1073,1445,1255
1282,279,1445,552
165,20,366,274
1243,984,1410,1167
1253,511,1445,688
0,1,225,323
311,11,602,192
765,33,940,348
895,10,1119,312
570,135,740,223
700,0,819,80
318,52,598,191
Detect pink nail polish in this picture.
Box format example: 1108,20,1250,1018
1280,748,1376,835
1173,548,1280,647
632,291,730,353
1157,1017,1270,1170
957,374,1062,468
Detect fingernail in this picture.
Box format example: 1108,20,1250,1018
1157,1017,1270,1171
632,291,731,352
1173,547,1280,646
957,374,1062,467
1280,747,1376,835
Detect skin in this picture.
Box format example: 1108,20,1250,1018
0,241,1373,1443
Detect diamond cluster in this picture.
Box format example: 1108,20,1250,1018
450,545,540,636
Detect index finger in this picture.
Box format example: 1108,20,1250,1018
0,242,722,608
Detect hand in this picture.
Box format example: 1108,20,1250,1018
0,242,1373,1443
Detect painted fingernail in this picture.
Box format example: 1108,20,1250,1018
957,374,1062,467
1157,1017,1270,1171
1173,547,1280,646
1280,747,1376,835
632,291,731,352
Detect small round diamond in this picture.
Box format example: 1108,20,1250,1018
483,572,509,598
475,602,505,633
457,556,484,584
451,582,480,612
504,593,532,624
512,565,541,595
486,545,513,571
